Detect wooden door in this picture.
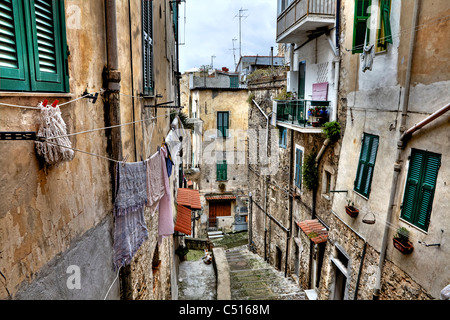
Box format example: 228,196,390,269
209,201,231,228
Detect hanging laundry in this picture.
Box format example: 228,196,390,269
35,102,74,166
164,142,174,177
361,45,375,72
157,145,174,244
146,151,166,216
113,161,149,269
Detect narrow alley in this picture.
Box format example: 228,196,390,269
226,246,305,300
177,232,305,301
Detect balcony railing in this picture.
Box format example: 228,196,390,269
277,0,336,41
275,99,330,128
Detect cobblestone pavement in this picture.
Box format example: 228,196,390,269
225,245,306,300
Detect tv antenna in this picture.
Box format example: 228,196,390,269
235,8,248,58
230,38,237,70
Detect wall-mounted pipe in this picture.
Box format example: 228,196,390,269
373,0,420,300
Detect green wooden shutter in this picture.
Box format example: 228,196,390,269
28,0,67,92
217,161,227,181
401,149,441,231
217,112,229,137
354,133,379,197
352,0,371,54
295,148,302,188
377,0,392,50
0,0,30,90
142,0,153,96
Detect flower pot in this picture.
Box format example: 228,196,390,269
312,121,320,127
393,238,414,254
345,206,359,217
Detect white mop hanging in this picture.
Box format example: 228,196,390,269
35,101,75,166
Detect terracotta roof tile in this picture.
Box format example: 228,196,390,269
296,219,328,244
174,204,192,235
177,188,201,209
205,195,236,201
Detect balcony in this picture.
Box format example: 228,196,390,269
275,99,330,131
276,0,336,44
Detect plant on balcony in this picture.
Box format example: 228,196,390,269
322,121,341,142
345,200,359,217
393,227,414,254
308,106,329,126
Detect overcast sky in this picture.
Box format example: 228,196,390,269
178,0,278,73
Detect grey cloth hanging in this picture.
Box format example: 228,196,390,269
361,44,375,72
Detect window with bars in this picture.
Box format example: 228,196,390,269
352,0,371,54
354,133,379,198
401,149,441,231
217,111,229,138
142,0,154,96
217,160,227,181
0,0,69,92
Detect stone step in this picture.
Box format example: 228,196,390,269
207,231,224,236
208,235,224,239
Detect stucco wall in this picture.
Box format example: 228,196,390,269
334,0,450,299
0,0,179,300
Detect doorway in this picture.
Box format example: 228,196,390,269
208,201,231,228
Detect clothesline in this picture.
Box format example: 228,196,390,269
0,90,182,110
45,109,181,141
43,109,182,163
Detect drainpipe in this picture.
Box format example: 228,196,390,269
373,0,420,299
400,0,420,132
105,0,126,299
285,127,294,277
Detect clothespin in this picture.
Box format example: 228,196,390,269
121,154,129,167
42,99,49,107
51,100,59,108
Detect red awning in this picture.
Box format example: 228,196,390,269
296,219,328,244
177,188,201,209
174,204,192,235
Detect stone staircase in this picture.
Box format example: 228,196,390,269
207,230,224,240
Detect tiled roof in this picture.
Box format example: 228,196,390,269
296,219,328,244
205,195,236,201
174,204,192,235
177,188,202,209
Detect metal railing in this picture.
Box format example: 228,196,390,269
277,0,336,38
275,99,330,128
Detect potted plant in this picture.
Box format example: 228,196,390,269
393,227,414,254
345,200,359,217
176,245,189,261
308,106,329,126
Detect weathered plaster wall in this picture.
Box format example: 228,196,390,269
0,0,179,300
334,0,450,299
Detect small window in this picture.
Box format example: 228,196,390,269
376,0,393,52
217,160,227,181
401,149,441,231
295,147,303,189
278,127,287,148
0,0,69,92
352,0,372,54
217,111,229,138
354,133,379,198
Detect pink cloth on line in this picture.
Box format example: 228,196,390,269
158,146,174,244
146,151,166,216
